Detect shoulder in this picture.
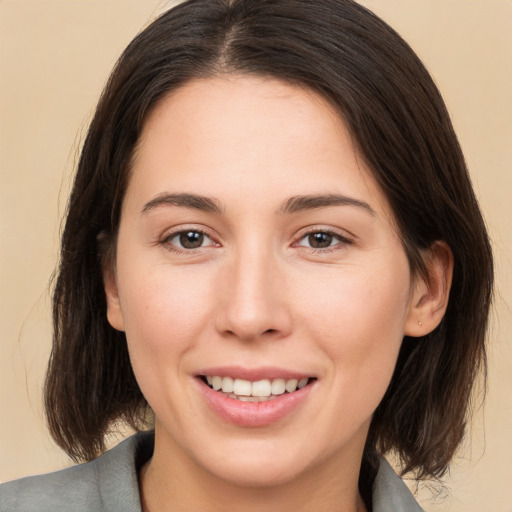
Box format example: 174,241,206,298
1,461,101,512
372,457,424,512
0,432,154,512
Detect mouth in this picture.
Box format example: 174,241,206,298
197,369,317,427
200,375,315,402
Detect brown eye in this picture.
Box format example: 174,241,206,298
165,230,215,250
307,232,334,248
179,231,204,249
296,230,352,251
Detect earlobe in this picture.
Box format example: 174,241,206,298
405,241,454,337
103,266,125,332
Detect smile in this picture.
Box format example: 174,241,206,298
203,376,312,402
197,371,316,427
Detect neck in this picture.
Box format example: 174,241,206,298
139,429,368,512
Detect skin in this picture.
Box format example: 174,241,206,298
105,75,452,512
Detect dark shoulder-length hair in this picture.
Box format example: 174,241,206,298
46,0,493,482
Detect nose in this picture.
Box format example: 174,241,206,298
215,245,293,342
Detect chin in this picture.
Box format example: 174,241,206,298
190,434,337,490
206,457,307,489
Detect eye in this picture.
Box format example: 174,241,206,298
164,230,216,250
296,230,352,250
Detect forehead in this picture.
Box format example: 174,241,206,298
139,75,348,162
128,75,392,220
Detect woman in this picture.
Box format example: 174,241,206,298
0,0,493,511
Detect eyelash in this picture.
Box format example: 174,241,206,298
160,228,353,255
160,228,218,254
294,229,354,253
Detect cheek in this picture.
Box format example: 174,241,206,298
296,262,410,400
116,257,217,355
114,257,221,419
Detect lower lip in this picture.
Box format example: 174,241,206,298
196,378,315,427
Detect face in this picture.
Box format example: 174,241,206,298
106,76,422,488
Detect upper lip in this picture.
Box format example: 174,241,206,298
197,366,314,381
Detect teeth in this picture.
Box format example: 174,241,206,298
297,377,308,389
227,393,277,402
252,379,272,397
221,376,234,393
204,376,311,399
233,378,252,396
285,379,298,393
237,396,264,402
212,376,222,391
271,378,286,395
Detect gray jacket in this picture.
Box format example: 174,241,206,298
0,432,423,511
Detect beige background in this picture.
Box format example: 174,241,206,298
1,1,510,510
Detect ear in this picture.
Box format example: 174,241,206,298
103,264,125,332
404,241,454,337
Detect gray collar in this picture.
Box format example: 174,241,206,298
0,431,423,511
123,432,423,512
372,457,424,511
102,432,424,512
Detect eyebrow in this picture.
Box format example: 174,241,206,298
141,193,223,215
280,194,376,216
141,192,375,217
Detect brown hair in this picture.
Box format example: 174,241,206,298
45,0,493,487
